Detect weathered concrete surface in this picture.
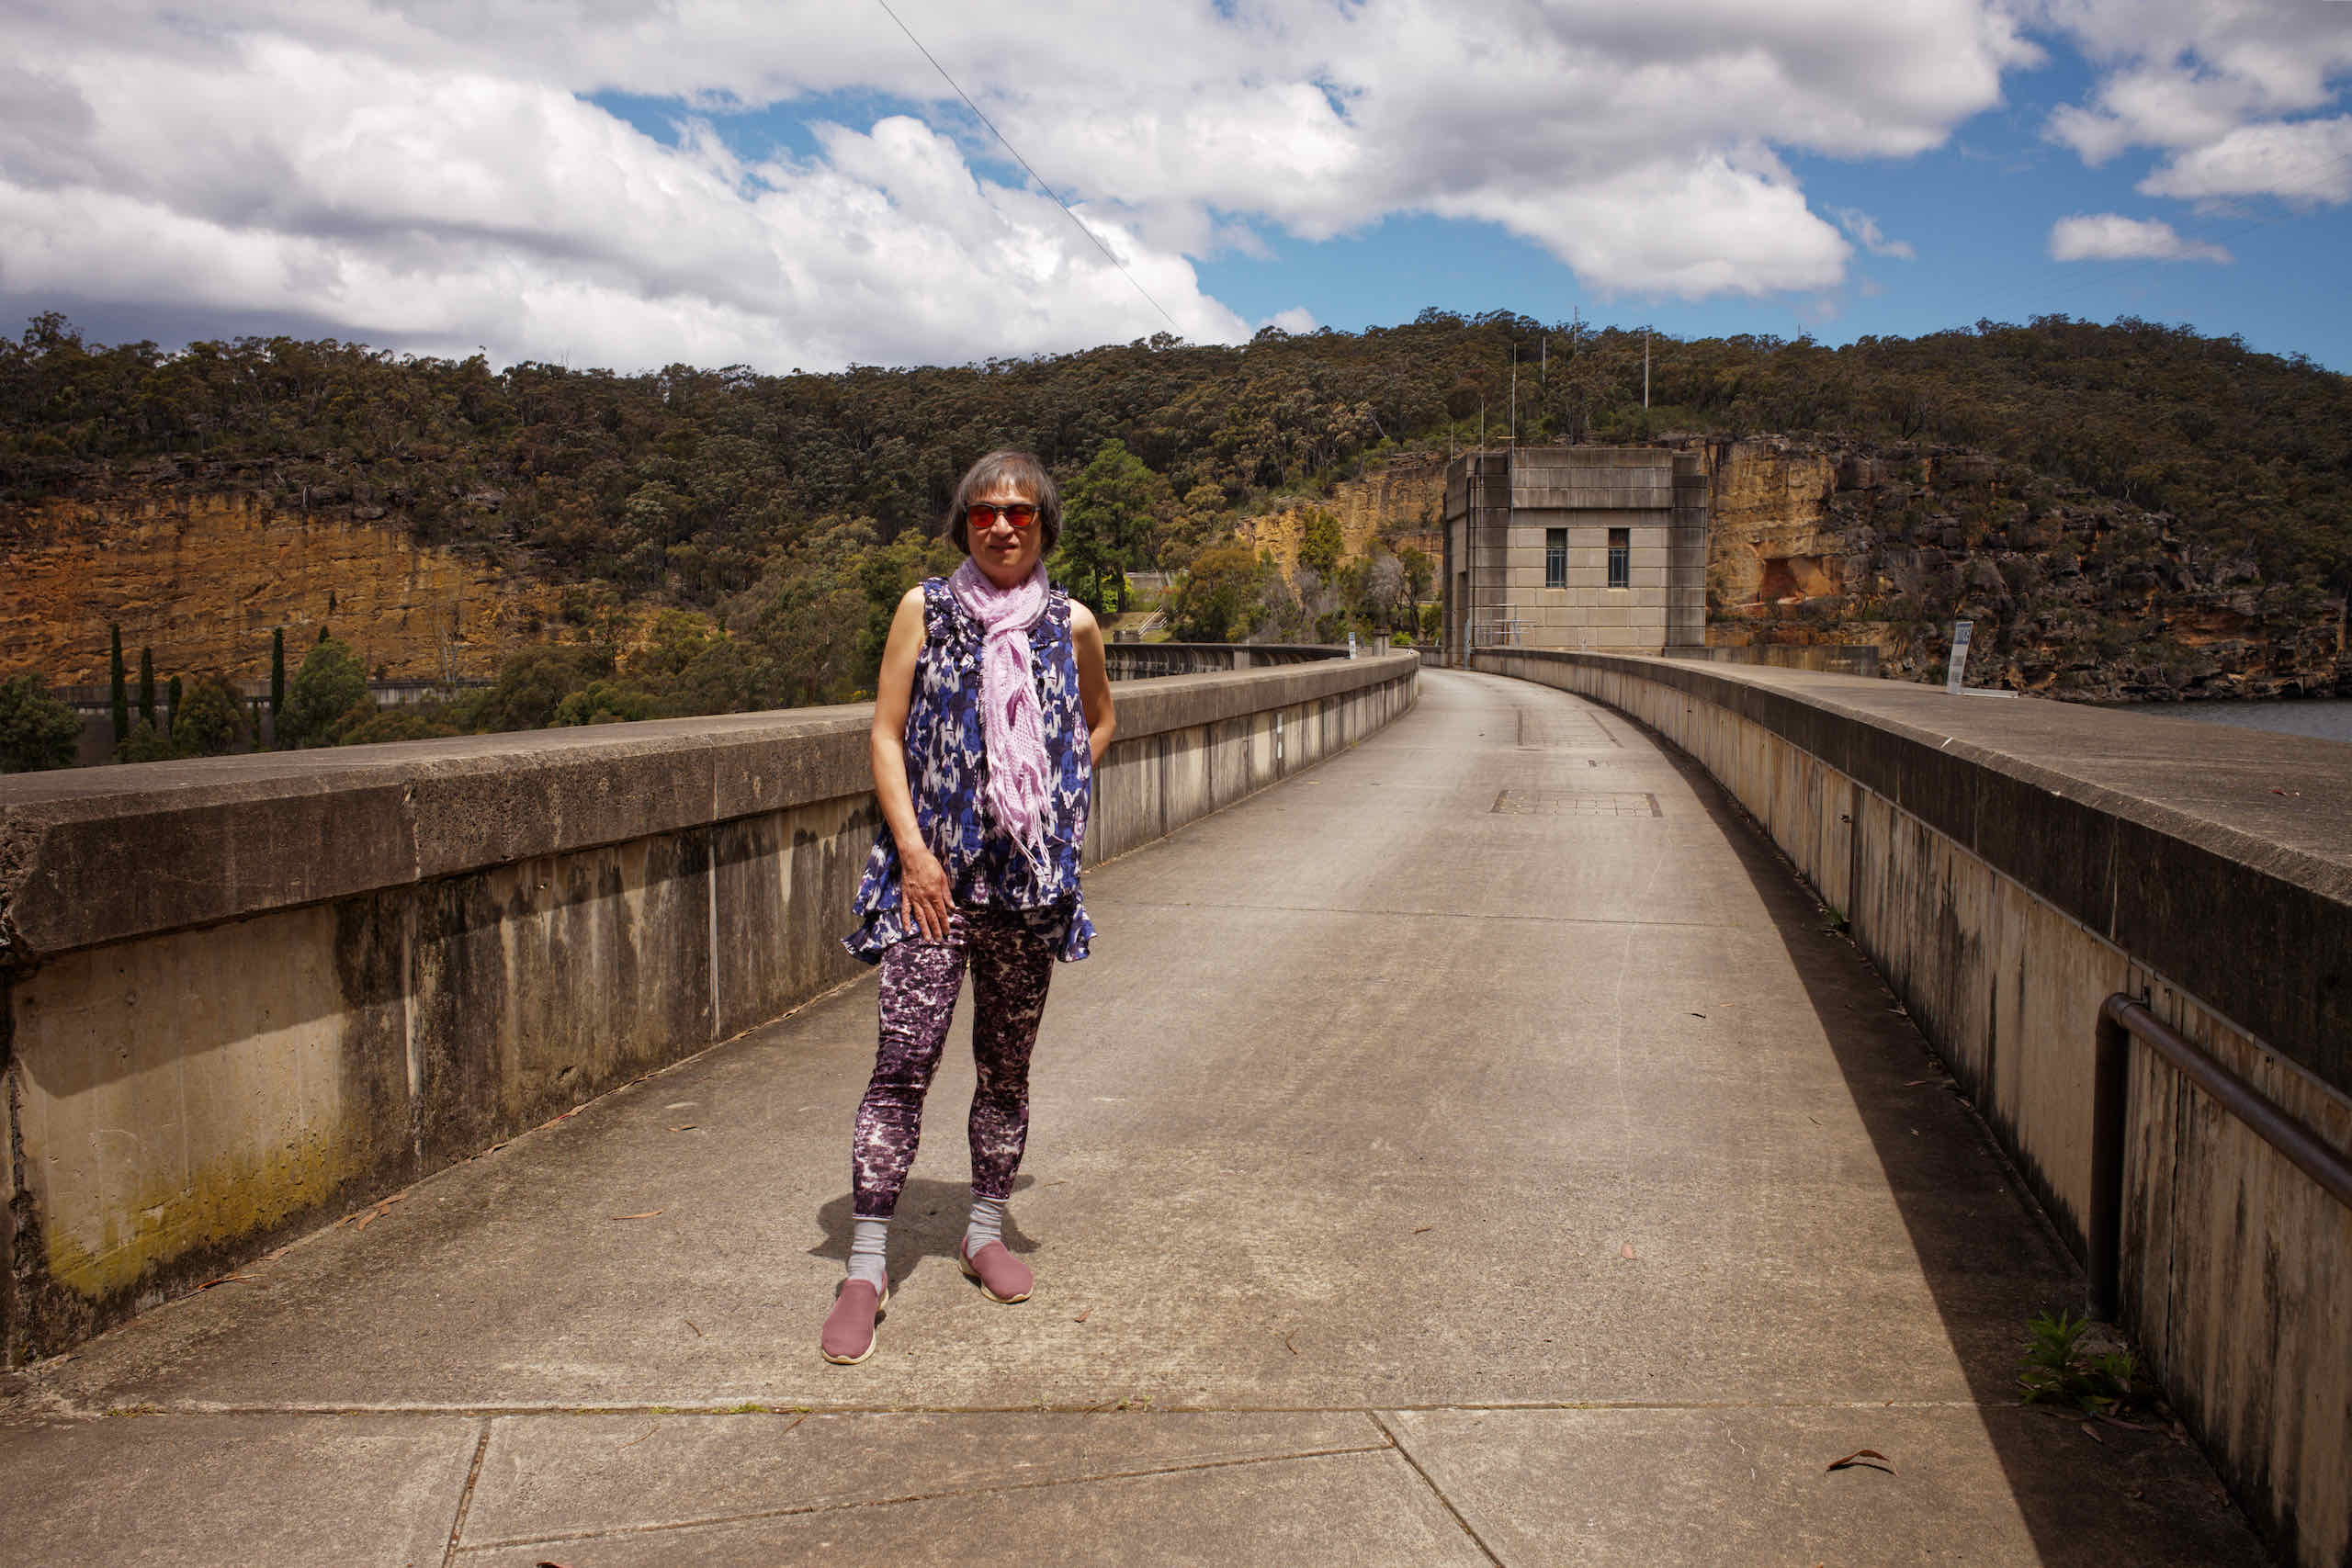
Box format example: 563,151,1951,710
1476,649,2347,1568
0,654,1417,1362
0,671,2270,1565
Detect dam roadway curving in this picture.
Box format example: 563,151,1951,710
0,667,2298,1566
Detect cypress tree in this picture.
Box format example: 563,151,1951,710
108,624,129,747
270,627,287,724
138,646,156,728
166,675,183,734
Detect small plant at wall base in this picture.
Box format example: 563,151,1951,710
2018,1309,2158,1419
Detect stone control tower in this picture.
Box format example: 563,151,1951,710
1442,446,1709,660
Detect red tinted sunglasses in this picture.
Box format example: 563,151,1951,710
967,502,1040,530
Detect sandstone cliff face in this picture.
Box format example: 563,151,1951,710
1234,453,1446,581
2,492,570,686
1698,436,2348,700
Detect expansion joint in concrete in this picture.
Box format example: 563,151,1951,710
1370,1411,1505,1566
438,1418,492,1568
450,1438,1400,1557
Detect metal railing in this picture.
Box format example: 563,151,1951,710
2087,993,2352,1319
1469,616,1525,649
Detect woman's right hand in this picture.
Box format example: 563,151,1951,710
899,843,953,942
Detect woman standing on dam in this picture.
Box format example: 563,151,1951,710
821,449,1116,1365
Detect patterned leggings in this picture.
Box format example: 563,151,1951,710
852,908,1057,1221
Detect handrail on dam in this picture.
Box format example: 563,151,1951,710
2088,993,2352,1321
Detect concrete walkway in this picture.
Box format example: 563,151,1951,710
2,671,2272,1567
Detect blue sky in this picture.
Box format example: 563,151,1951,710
5,2,2349,372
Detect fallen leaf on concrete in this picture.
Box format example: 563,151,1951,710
1411,1224,1434,1235
1621,1243,1637,1259
617,1424,660,1450
685,1319,702,1337
2081,1422,2104,1444
670,1123,699,1132
612,1210,663,1220
664,1102,695,1111
1826,1449,1895,1473
1284,1332,1300,1356
196,1273,258,1290
1074,1309,1091,1323
1689,1012,1707,1019
1807,1115,1821,1124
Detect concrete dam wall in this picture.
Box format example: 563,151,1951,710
0,651,1419,1365
1475,648,2349,1568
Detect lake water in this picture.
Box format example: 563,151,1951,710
2123,697,2352,748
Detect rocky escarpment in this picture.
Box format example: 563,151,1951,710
1698,437,2349,701
6,442,2343,704
1,457,582,686
1234,453,1446,581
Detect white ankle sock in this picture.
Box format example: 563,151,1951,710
966,1194,1006,1253
847,1218,889,1291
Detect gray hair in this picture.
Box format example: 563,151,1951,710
948,450,1061,555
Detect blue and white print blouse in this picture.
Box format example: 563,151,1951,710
843,577,1095,963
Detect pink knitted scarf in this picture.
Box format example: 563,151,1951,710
947,558,1052,863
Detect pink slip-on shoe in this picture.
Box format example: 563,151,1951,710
820,1280,888,1364
958,1238,1033,1303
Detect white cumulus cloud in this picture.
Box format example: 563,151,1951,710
2039,0,2352,205
2048,213,2232,264
0,0,2050,367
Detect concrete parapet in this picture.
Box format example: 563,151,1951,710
0,653,1418,1363
1473,648,2349,1568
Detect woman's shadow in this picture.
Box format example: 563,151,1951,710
809,1175,1038,1291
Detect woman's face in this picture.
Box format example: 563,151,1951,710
966,478,1046,588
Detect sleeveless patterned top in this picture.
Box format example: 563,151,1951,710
843,577,1096,964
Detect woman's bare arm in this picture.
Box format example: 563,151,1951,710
871,587,953,940
1069,603,1117,765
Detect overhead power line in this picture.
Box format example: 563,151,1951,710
873,0,1183,335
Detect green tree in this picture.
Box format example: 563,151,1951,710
1398,546,1434,608
0,673,83,772
470,646,609,732
1055,439,1171,613
337,705,464,745
732,516,882,706
281,635,369,747
1165,544,1270,643
554,680,661,726
172,675,250,756
1297,509,1345,579
165,674,182,732
118,719,175,762
137,646,156,728
108,624,129,747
